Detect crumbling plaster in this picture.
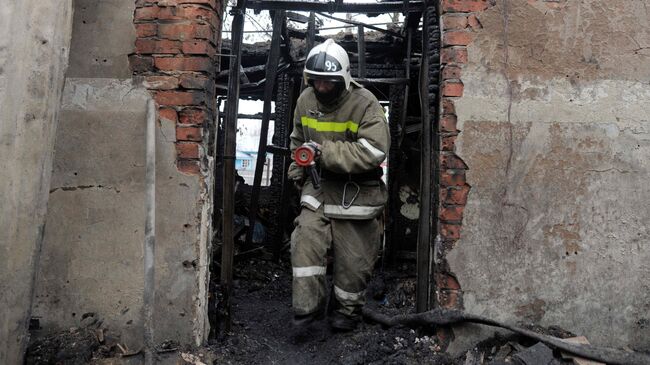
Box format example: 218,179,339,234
32,0,212,350
447,0,650,351
0,1,73,363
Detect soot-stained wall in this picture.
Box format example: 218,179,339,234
441,0,650,351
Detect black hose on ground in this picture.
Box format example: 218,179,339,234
361,307,650,365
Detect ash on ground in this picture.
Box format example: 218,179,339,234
209,257,453,365
26,256,595,365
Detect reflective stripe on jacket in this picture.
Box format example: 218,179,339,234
288,84,390,219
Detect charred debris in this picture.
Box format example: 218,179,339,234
211,1,439,335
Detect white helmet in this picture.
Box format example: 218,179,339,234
303,38,352,89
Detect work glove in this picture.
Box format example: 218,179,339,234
303,141,322,162
287,161,305,190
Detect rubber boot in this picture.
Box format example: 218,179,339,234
329,311,359,332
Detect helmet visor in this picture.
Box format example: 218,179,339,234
304,72,345,85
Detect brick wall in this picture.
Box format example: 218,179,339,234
130,0,223,175
436,0,494,312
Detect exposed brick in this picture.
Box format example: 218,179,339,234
182,40,216,56
443,15,468,30
442,65,462,80
143,75,180,90
442,0,492,13
135,23,157,38
154,56,213,72
438,239,459,258
154,91,205,106
177,159,201,175
176,126,203,141
440,114,458,133
151,6,183,21
158,23,214,42
441,153,469,170
135,0,154,6
440,170,466,187
135,39,182,54
443,31,474,46
467,14,483,30
446,185,470,205
440,205,464,222
435,273,461,290
133,1,221,176
439,188,447,203
128,55,154,73
441,98,456,115
441,135,457,151
435,327,454,351
179,108,207,125
134,6,160,21
159,0,217,9
159,108,178,124
437,289,462,309
145,6,218,24
442,80,464,97
176,142,200,158
440,223,461,240
180,73,211,89
441,47,468,64
178,6,219,23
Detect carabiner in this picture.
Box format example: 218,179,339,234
342,181,360,209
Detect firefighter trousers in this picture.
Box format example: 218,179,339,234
291,205,381,317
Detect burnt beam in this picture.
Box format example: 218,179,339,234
248,0,424,13
245,10,285,247
287,11,309,23
354,77,408,85
220,0,247,334
416,6,433,314
317,12,403,39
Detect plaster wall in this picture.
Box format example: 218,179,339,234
447,0,650,351
32,0,211,349
0,1,73,363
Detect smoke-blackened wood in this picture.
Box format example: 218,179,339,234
220,0,247,334
362,307,650,365
246,10,285,248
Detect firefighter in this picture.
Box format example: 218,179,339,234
288,38,390,331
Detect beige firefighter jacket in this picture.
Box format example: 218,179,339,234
288,83,390,219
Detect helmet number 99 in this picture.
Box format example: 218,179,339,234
325,60,337,72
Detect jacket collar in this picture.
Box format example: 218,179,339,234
316,85,353,113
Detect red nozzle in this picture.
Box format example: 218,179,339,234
294,145,316,167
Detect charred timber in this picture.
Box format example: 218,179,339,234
354,77,408,85
220,0,247,334
246,10,284,248
316,12,403,38
287,28,326,43
362,307,650,365
247,0,424,13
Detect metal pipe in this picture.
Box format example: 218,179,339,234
143,99,156,365
220,0,247,333
245,10,285,248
